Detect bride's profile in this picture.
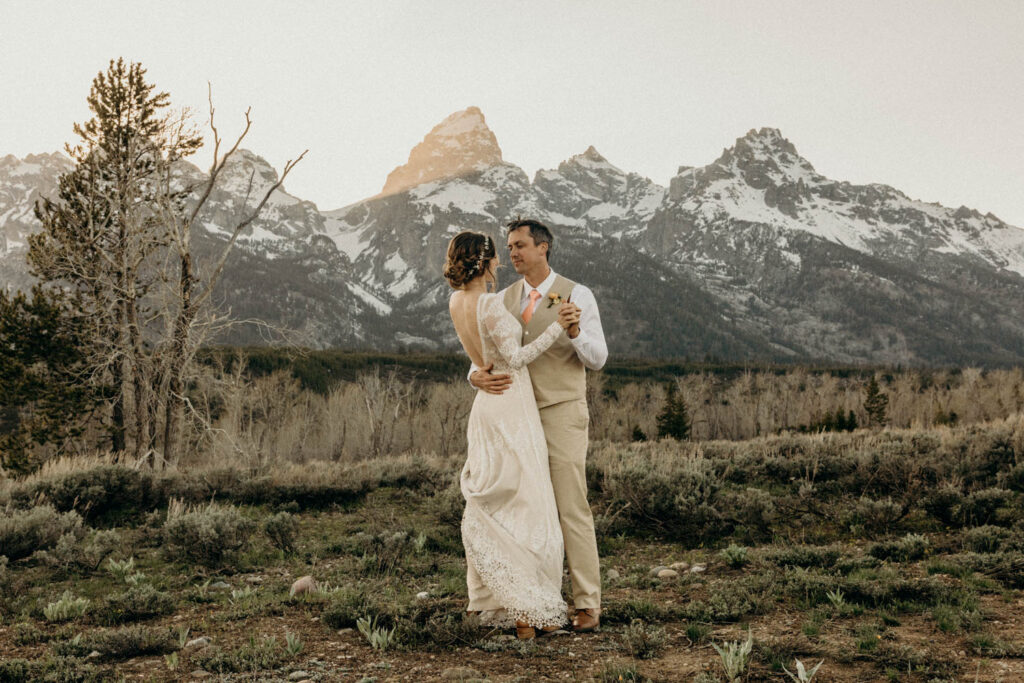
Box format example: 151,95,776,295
444,230,580,639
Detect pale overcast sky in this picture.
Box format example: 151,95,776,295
2,0,1022,225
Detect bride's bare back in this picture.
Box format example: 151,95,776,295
449,291,486,368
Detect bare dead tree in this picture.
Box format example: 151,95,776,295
150,86,307,467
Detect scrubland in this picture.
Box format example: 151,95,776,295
3,403,1024,681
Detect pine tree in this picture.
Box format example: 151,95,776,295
0,285,100,473
863,376,889,427
656,381,691,440
29,58,202,458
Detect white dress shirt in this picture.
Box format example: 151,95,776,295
468,269,608,380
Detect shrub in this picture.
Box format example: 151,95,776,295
599,446,725,542
191,635,291,673
97,584,175,625
322,585,381,629
720,487,778,539
963,525,1011,553
262,511,298,553
846,497,904,535
162,499,256,567
961,488,1018,527
84,625,179,659
621,619,667,659
0,504,83,561
721,544,750,568
868,533,930,562
923,484,965,527
765,545,841,570
11,465,175,526
42,590,90,622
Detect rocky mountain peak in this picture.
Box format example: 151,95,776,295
380,106,503,197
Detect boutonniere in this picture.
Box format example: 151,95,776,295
546,292,563,308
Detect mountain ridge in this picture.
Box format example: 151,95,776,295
3,106,1024,365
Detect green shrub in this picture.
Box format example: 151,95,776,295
961,488,1018,526
262,511,298,553
0,504,83,561
97,584,175,625
923,483,965,527
10,465,175,526
868,533,930,562
963,525,1011,553
846,497,904,535
43,590,90,623
765,545,841,569
720,487,777,539
162,500,256,567
81,625,179,660
721,544,750,568
621,619,667,659
191,635,291,673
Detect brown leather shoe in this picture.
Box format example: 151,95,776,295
515,620,536,640
572,608,600,633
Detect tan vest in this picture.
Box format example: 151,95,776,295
504,274,587,409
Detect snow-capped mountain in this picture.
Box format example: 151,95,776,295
4,108,1024,364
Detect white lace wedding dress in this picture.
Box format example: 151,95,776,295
460,292,568,628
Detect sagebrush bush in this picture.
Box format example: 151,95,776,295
97,584,175,625
621,619,668,659
10,465,178,526
868,533,931,562
961,488,1018,527
262,511,298,553
963,525,1011,553
846,497,905,535
162,500,256,566
0,504,83,561
78,625,179,660
764,545,841,569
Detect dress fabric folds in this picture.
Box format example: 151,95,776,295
460,292,567,628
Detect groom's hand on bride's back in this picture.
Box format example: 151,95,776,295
471,364,513,394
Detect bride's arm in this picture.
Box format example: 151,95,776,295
480,296,564,370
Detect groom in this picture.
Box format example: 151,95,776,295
470,217,608,632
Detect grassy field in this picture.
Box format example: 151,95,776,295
3,419,1024,681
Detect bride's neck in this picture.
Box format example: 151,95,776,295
463,277,488,294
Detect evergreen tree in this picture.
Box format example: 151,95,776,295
656,381,691,440
29,58,202,459
631,425,648,442
0,285,101,473
863,376,889,427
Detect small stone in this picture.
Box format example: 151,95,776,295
190,671,211,680
288,672,310,681
185,636,212,649
648,565,669,577
416,591,430,600
336,628,355,635
606,569,620,580
442,667,482,680
245,575,264,584
657,569,679,579
689,563,707,573
290,575,318,597
670,561,690,571
209,581,231,591
87,650,102,659
495,634,516,641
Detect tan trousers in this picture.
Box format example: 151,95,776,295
539,398,601,609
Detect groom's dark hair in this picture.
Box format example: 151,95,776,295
506,217,553,262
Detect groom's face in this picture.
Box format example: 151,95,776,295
507,226,548,276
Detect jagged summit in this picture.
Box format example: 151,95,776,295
380,106,503,196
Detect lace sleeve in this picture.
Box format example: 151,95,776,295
479,294,563,369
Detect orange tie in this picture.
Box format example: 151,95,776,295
522,289,542,323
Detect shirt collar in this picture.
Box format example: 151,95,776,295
523,269,557,298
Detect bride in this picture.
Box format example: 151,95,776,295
444,230,580,639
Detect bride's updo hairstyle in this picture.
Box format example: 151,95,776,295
443,231,496,289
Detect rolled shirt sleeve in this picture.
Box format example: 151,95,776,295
567,284,608,371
